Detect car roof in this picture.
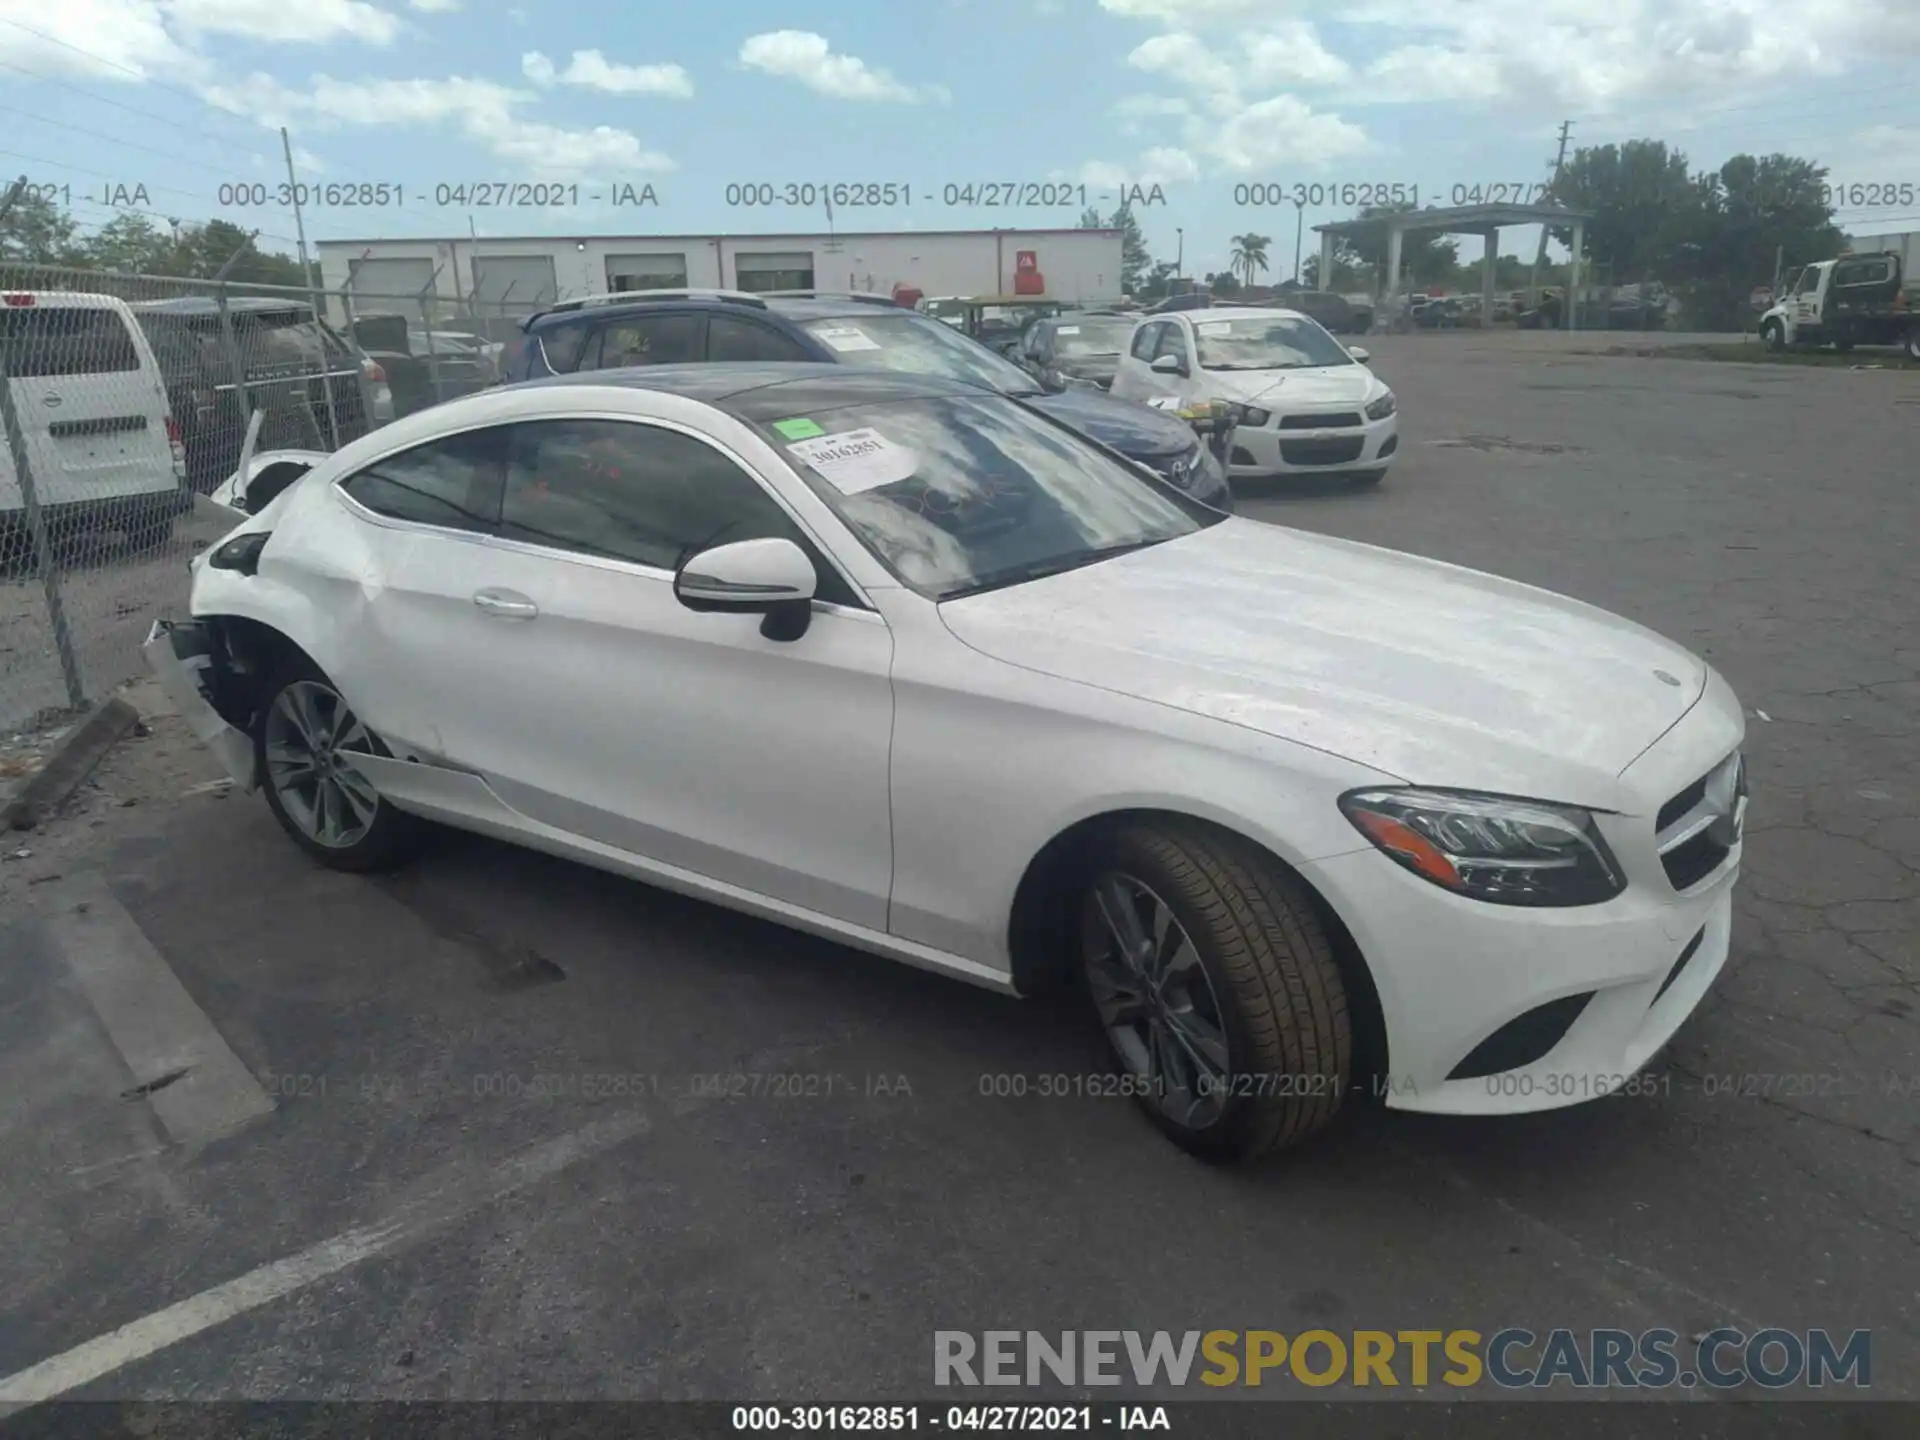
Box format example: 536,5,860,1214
528,294,926,330
1176,305,1305,321
504,362,990,413
131,296,313,316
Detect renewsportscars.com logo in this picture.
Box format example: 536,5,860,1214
934,1329,1872,1390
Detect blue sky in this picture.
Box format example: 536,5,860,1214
3,0,1919,279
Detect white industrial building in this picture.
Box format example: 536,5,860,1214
315,228,1125,313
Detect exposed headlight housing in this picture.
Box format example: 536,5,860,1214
1364,391,1397,421
209,531,271,575
1339,788,1625,907
1235,404,1271,428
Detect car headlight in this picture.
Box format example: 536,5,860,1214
1338,788,1624,907
1364,391,1396,420
1235,405,1271,428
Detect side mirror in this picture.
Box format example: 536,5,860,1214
1347,346,1371,363
1149,353,1186,376
674,536,817,641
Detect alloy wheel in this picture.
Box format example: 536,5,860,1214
263,680,383,849
1081,871,1233,1131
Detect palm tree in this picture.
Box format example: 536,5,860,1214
1229,233,1272,289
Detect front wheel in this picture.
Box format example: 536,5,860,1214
1078,823,1352,1162
1760,320,1787,353
256,658,421,871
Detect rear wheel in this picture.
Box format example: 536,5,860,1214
1905,329,1920,363
1077,823,1351,1162
255,658,421,871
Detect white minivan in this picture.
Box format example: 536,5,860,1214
2,291,189,550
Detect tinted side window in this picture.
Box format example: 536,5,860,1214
708,314,810,362
536,322,590,374
500,419,804,571
587,313,705,369
1154,325,1191,364
1129,323,1160,361
339,427,505,533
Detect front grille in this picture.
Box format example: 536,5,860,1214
1656,752,1744,892
1278,411,1364,430
1280,436,1366,466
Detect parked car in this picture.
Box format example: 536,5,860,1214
1109,307,1398,487
2,290,190,557
132,296,387,492
1147,292,1214,314
1341,294,1377,332
145,363,1748,1163
504,290,1233,512
1013,311,1141,390
1274,290,1358,334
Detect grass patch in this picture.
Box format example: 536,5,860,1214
1577,340,1920,369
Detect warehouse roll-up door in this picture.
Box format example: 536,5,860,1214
608,253,689,292
345,257,435,303
734,251,814,293
471,255,558,313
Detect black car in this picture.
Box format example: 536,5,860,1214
1014,311,1141,391
1276,290,1359,334
131,297,374,492
505,291,1234,511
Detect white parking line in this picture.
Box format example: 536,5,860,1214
0,1109,650,1413
38,873,274,1147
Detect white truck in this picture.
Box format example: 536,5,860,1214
1759,250,1920,361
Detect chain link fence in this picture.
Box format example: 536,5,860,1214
0,259,528,735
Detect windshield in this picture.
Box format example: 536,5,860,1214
1050,319,1135,357
1191,315,1354,371
753,394,1221,599
801,313,1042,396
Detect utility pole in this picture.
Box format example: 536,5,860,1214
1529,119,1573,309
280,127,325,313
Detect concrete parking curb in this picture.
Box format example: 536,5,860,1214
1,698,140,832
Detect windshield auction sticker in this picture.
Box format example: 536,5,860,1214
772,417,826,440
787,428,919,494
1196,320,1233,335
813,325,881,353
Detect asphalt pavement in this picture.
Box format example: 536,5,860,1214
1,333,1915,1416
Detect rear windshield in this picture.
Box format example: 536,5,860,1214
0,305,141,377
798,313,1039,396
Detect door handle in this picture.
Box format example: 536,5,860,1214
472,588,538,619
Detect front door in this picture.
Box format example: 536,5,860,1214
398,414,896,930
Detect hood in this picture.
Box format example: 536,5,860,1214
1026,388,1193,459
938,520,1708,804
1201,365,1377,409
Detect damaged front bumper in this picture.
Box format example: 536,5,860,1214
142,619,257,791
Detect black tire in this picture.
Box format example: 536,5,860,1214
1904,330,1920,364
1760,319,1786,353
255,655,422,872
1077,822,1351,1162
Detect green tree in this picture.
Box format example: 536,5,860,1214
1228,232,1271,288
1205,270,1242,296
74,213,179,275
1136,259,1178,301
1657,154,1843,330
0,187,82,265
1077,206,1104,229
1110,204,1151,292
1546,140,1695,276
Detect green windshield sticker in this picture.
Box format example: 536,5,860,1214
773,417,826,440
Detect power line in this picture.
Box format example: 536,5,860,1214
0,58,267,152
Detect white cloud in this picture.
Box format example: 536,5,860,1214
408,0,458,9
202,72,676,175
0,0,197,79
521,48,693,96
161,0,403,45
738,30,942,102
291,145,326,173
1210,95,1370,170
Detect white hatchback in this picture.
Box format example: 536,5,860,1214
1110,306,1398,487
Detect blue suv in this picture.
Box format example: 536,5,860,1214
502,290,1233,512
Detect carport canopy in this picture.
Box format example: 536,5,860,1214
1314,201,1593,328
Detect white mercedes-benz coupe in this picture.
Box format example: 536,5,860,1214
147,363,1746,1162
